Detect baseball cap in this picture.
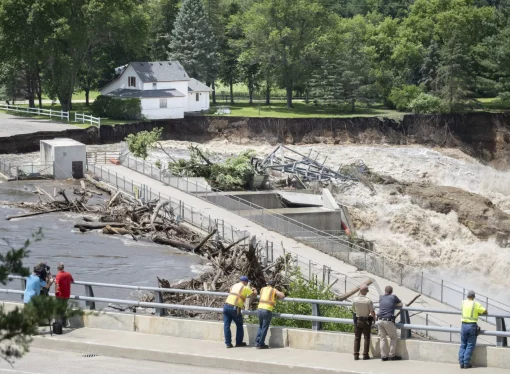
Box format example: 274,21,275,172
240,276,249,282
467,290,476,298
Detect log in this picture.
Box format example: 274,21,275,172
74,222,127,229
36,187,55,201
193,229,217,253
153,236,195,251
102,225,137,241
6,208,70,220
223,236,250,252
395,294,421,319
336,279,373,301
85,174,115,195
151,201,170,228
108,190,122,208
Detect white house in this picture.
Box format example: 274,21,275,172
99,61,212,119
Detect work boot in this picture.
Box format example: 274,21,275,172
257,345,269,349
226,344,233,348
389,356,402,361
354,355,359,361
464,364,472,369
362,355,370,360
381,357,388,361
235,342,247,347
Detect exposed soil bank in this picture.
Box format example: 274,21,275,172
2,112,510,168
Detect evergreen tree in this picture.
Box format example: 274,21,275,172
168,0,219,82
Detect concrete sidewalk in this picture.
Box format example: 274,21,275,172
31,327,504,374
96,164,495,338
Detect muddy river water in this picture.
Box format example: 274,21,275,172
0,180,206,307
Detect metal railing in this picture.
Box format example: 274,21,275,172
0,104,69,121
86,151,120,165
75,112,100,128
120,154,510,321
0,160,54,180
3,278,509,347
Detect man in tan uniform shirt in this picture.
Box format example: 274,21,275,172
352,284,376,360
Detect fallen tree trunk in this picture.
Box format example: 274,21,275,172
153,236,196,251
74,222,127,229
336,279,373,301
6,208,70,220
102,225,138,241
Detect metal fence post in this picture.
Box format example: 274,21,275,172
399,310,412,340
421,272,424,293
441,280,444,302
308,260,312,280
311,303,322,331
20,278,27,301
155,291,165,317
495,317,508,347
84,285,96,310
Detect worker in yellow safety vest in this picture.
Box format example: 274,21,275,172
223,276,257,348
255,280,285,349
458,290,487,369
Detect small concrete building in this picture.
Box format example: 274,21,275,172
40,139,86,179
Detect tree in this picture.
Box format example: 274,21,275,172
12,0,149,112
168,0,219,83
242,0,329,108
147,0,180,60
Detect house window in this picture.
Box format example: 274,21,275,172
128,76,136,87
160,98,167,108
152,83,157,89
196,93,199,101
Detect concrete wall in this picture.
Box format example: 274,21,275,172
1,302,508,370
277,209,344,232
40,140,86,179
228,192,284,209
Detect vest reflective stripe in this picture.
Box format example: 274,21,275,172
462,300,478,323
225,283,246,307
258,287,276,311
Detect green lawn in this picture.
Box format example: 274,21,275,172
207,100,407,119
38,90,101,102
475,97,510,111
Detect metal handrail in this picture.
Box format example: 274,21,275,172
123,154,510,315
1,288,509,340
8,276,510,319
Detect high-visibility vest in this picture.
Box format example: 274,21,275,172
225,282,247,308
258,286,277,312
461,299,483,323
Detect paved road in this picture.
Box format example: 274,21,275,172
0,348,254,374
0,112,78,137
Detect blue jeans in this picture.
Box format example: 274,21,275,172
255,309,273,347
223,304,244,346
459,323,478,366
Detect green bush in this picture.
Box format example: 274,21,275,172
91,95,142,120
409,93,447,114
388,85,422,111
247,268,354,333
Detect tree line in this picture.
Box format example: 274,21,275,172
1,0,510,113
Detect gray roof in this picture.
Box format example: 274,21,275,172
105,89,185,99
188,78,213,92
130,61,190,82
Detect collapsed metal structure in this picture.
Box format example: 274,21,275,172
253,144,357,183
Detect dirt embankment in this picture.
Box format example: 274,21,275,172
2,112,510,169
401,184,510,240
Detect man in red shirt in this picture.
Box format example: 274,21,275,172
55,262,74,326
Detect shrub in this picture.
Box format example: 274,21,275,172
498,92,510,102
91,95,142,120
409,93,447,114
388,85,422,111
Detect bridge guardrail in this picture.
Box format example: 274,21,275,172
2,280,509,346
120,153,510,324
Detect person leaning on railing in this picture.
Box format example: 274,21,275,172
223,276,258,348
255,280,285,349
458,290,487,369
377,286,403,361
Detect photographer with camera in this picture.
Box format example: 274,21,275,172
23,263,54,304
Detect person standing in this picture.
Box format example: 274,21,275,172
223,276,257,348
255,280,285,349
55,262,74,326
377,286,403,361
352,284,376,360
23,264,53,304
458,290,487,369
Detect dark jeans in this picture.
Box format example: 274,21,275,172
255,309,273,347
223,304,244,346
354,319,372,356
459,323,478,366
